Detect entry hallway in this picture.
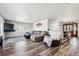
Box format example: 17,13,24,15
0,37,79,56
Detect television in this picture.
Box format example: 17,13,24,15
4,23,15,32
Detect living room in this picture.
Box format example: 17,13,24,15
0,3,79,56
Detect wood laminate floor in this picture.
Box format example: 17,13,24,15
0,37,79,56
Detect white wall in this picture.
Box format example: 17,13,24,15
48,20,62,31
33,19,48,31
0,16,4,37
5,21,33,38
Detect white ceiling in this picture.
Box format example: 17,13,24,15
0,3,79,23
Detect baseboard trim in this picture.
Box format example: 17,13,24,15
5,36,24,39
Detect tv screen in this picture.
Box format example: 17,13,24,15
4,23,15,32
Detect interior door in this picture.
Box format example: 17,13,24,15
71,23,78,37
